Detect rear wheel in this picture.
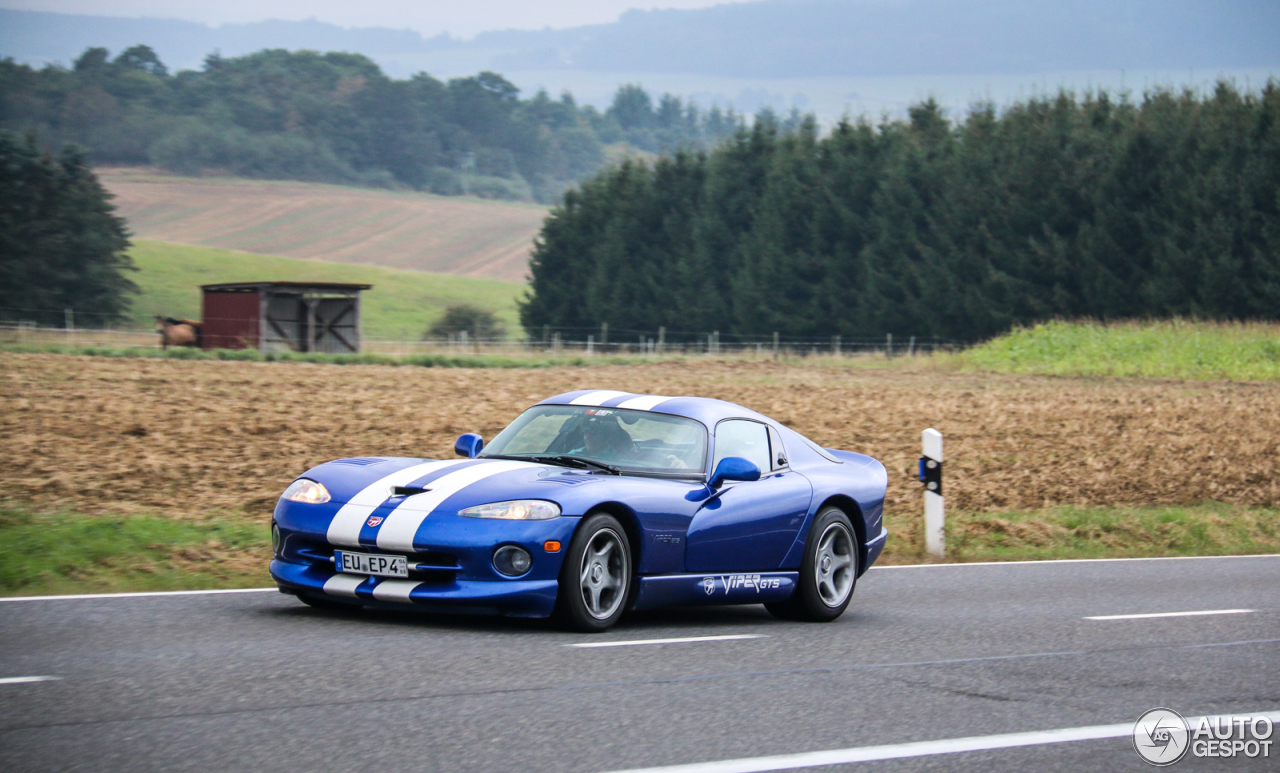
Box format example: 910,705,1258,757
555,513,632,632
766,506,859,622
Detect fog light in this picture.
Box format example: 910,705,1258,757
271,522,281,556
493,546,532,576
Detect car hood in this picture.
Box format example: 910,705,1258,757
295,456,620,515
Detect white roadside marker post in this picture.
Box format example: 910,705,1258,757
919,428,945,558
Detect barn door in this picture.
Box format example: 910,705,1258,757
311,297,360,353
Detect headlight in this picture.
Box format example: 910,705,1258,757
281,478,331,504
459,500,560,520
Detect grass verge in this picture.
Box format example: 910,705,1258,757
881,502,1280,564
0,510,271,597
958,319,1280,380
2,503,1275,598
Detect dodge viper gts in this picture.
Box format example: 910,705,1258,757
270,390,888,631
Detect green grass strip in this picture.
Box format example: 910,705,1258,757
959,319,1280,381
0,510,272,597
882,502,1280,563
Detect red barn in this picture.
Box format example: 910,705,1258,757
200,282,372,353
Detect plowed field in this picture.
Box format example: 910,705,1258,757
99,168,547,283
5,354,1278,532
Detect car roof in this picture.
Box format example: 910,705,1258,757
537,390,770,428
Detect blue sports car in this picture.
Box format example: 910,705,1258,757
270,390,888,631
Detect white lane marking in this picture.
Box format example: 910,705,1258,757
568,634,766,649
376,460,537,551
322,574,365,598
370,579,421,603
0,676,59,685
326,459,469,547
872,553,1280,569
570,390,633,406
616,395,673,411
1086,608,1254,621
599,710,1280,773
0,588,276,602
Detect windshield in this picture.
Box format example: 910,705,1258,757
481,405,708,474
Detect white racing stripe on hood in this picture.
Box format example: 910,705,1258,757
375,460,538,552
371,579,421,603
322,574,365,598
616,394,672,411
569,390,632,406
325,459,469,547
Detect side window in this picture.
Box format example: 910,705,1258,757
713,420,771,474
767,426,788,470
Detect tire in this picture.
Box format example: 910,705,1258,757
766,506,859,622
554,513,632,632
298,593,360,613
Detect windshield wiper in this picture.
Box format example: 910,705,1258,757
479,453,622,475
531,455,621,475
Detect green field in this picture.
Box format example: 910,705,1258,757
957,319,1280,381
127,239,526,340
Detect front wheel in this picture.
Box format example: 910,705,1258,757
766,506,859,622
555,513,632,632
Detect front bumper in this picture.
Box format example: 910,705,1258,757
271,560,560,617
270,502,580,618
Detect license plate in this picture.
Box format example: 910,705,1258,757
334,550,408,578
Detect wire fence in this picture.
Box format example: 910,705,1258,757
0,311,967,359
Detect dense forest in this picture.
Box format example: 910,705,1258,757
521,83,1280,341
0,45,746,203
0,131,135,326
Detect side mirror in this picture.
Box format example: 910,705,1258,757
709,456,761,489
454,433,484,458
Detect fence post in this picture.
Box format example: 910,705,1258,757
772,331,779,355
587,334,594,355
600,322,608,350
657,326,665,354
919,428,945,558
833,334,841,357
908,335,916,356
886,332,893,358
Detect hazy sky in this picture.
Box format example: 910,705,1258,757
3,1,759,38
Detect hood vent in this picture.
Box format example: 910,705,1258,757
331,457,386,466
393,486,431,497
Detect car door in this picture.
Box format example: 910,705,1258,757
684,419,813,572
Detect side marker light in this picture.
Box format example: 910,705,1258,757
544,541,561,552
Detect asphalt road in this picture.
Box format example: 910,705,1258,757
2,555,1277,773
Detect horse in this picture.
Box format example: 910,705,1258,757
155,316,203,349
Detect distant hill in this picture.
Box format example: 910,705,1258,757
0,8,446,72
101,169,546,283
4,1,1277,79
480,0,1280,77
